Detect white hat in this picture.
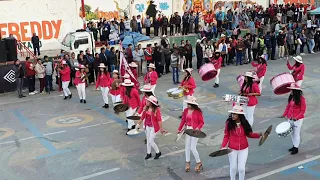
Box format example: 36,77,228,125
259,55,266,59
62,61,67,65
129,62,138,68
228,105,245,114
146,95,159,106
148,63,156,69
162,35,167,38
122,79,134,86
184,96,199,106
184,68,193,74
123,73,130,79
113,70,119,74
287,83,301,90
221,34,226,37
79,64,86,69
196,39,201,43
293,56,303,63
98,63,107,68
245,71,253,78
140,84,153,92
279,30,283,33
215,50,221,53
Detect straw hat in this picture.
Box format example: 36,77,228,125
215,50,221,53
221,34,226,38
293,56,303,63
113,70,119,74
148,63,156,69
287,83,301,90
129,62,138,68
184,68,193,74
184,96,199,106
259,55,266,59
122,79,134,86
62,60,67,65
228,105,245,114
123,73,130,79
146,95,159,106
79,65,86,69
245,71,254,78
141,85,153,92
98,63,107,68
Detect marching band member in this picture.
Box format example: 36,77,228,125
95,63,111,108
221,105,262,180
143,63,158,94
177,96,204,172
74,65,87,103
179,68,196,118
240,71,261,126
137,85,154,115
280,83,306,155
122,79,141,134
109,70,121,105
287,56,305,87
211,50,222,88
129,62,140,90
120,73,130,100
59,60,72,100
251,55,267,92
136,95,164,160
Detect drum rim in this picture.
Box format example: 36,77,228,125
275,122,291,133
273,82,294,95
269,72,292,83
167,87,179,92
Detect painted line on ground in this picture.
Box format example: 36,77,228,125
72,168,120,180
148,149,185,161
247,155,320,180
78,124,101,129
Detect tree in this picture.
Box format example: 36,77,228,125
80,4,92,13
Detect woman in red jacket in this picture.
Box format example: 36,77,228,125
109,70,121,105
180,68,196,112
59,61,72,100
136,96,164,160
177,96,204,172
137,85,154,116
143,63,158,94
280,83,306,155
240,71,261,126
74,65,87,103
221,105,262,180
211,50,222,88
251,55,267,92
122,79,141,133
96,63,111,108
129,62,140,90
287,55,305,87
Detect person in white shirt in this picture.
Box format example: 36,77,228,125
109,30,119,45
124,16,131,31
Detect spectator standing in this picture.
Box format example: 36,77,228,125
84,49,95,84
35,59,45,94
161,15,169,36
196,39,203,69
277,30,286,58
144,15,151,36
236,37,245,65
31,33,40,56
307,29,315,54
163,44,171,74
169,15,174,36
174,12,181,35
270,31,277,60
25,57,37,95
107,47,117,72
184,40,193,68
182,12,190,35
133,45,143,76
153,17,160,37
130,16,138,32
126,44,134,63
219,39,228,66
93,53,101,81
100,48,108,67
43,56,54,92
119,19,125,34
13,60,25,98
137,15,142,34
124,16,131,31
171,48,180,84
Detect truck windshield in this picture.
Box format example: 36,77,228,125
62,34,75,47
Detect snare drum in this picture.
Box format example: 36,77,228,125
199,63,217,81
223,94,248,104
172,89,184,99
167,88,179,97
237,73,259,87
270,72,295,95
275,122,293,138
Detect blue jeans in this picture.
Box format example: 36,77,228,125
172,67,179,83
236,51,243,65
308,39,315,52
45,75,53,92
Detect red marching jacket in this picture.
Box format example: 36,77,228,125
211,56,223,70
144,71,158,85
123,88,141,109
137,96,147,114
287,63,305,81
240,83,260,106
178,108,204,132
95,72,111,89
59,66,71,82
181,77,196,96
282,96,306,120
252,62,267,78
141,107,162,133
109,78,121,96
221,122,260,150
74,71,86,85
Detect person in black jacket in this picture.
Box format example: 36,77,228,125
107,47,117,72
277,30,286,58
13,60,26,98
196,40,203,69
182,12,190,35
185,40,193,68
161,15,169,36
153,18,160,37
264,32,272,60
31,33,40,56
100,48,108,67
270,31,277,60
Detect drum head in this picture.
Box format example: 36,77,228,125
209,149,232,157
172,89,183,94
275,122,291,134
127,115,141,120
201,70,218,81
113,103,129,112
185,129,207,138
259,125,272,146
127,129,143,136
167,87,179,93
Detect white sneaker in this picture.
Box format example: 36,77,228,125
29,92,35,95
311,51,315,54
33,91,38,94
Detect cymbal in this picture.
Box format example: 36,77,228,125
127,115,141,120
113,103,129,113
127,129,143,136
209,149,232,157
185,129,206,138
259,125,272,146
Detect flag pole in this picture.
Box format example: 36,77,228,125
81,0,86,29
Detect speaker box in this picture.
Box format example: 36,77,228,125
0,40,7,63
5,38,17,61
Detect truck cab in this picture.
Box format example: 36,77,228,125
61,31,96,55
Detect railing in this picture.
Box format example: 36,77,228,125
16,39,37,60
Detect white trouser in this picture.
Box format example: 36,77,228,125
76,83,86,100
228,148,248,180
243,105,256,126
183,95,193,110
62,81,71,97
259,76,264,93
101,87,109,104
289,119,304,148
111,94,121,104
296,80,303,87
185,126,201,163
151,84,156,95
145,126,159,154
215,69,221,84
125,107,137,129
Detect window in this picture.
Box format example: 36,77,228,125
74,38,89,49
61,34,75,47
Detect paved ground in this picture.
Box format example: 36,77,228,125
1,53,320,180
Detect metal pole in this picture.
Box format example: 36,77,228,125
81,0,86,29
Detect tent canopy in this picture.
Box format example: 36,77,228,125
121,32,151,48
309,7,320,15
